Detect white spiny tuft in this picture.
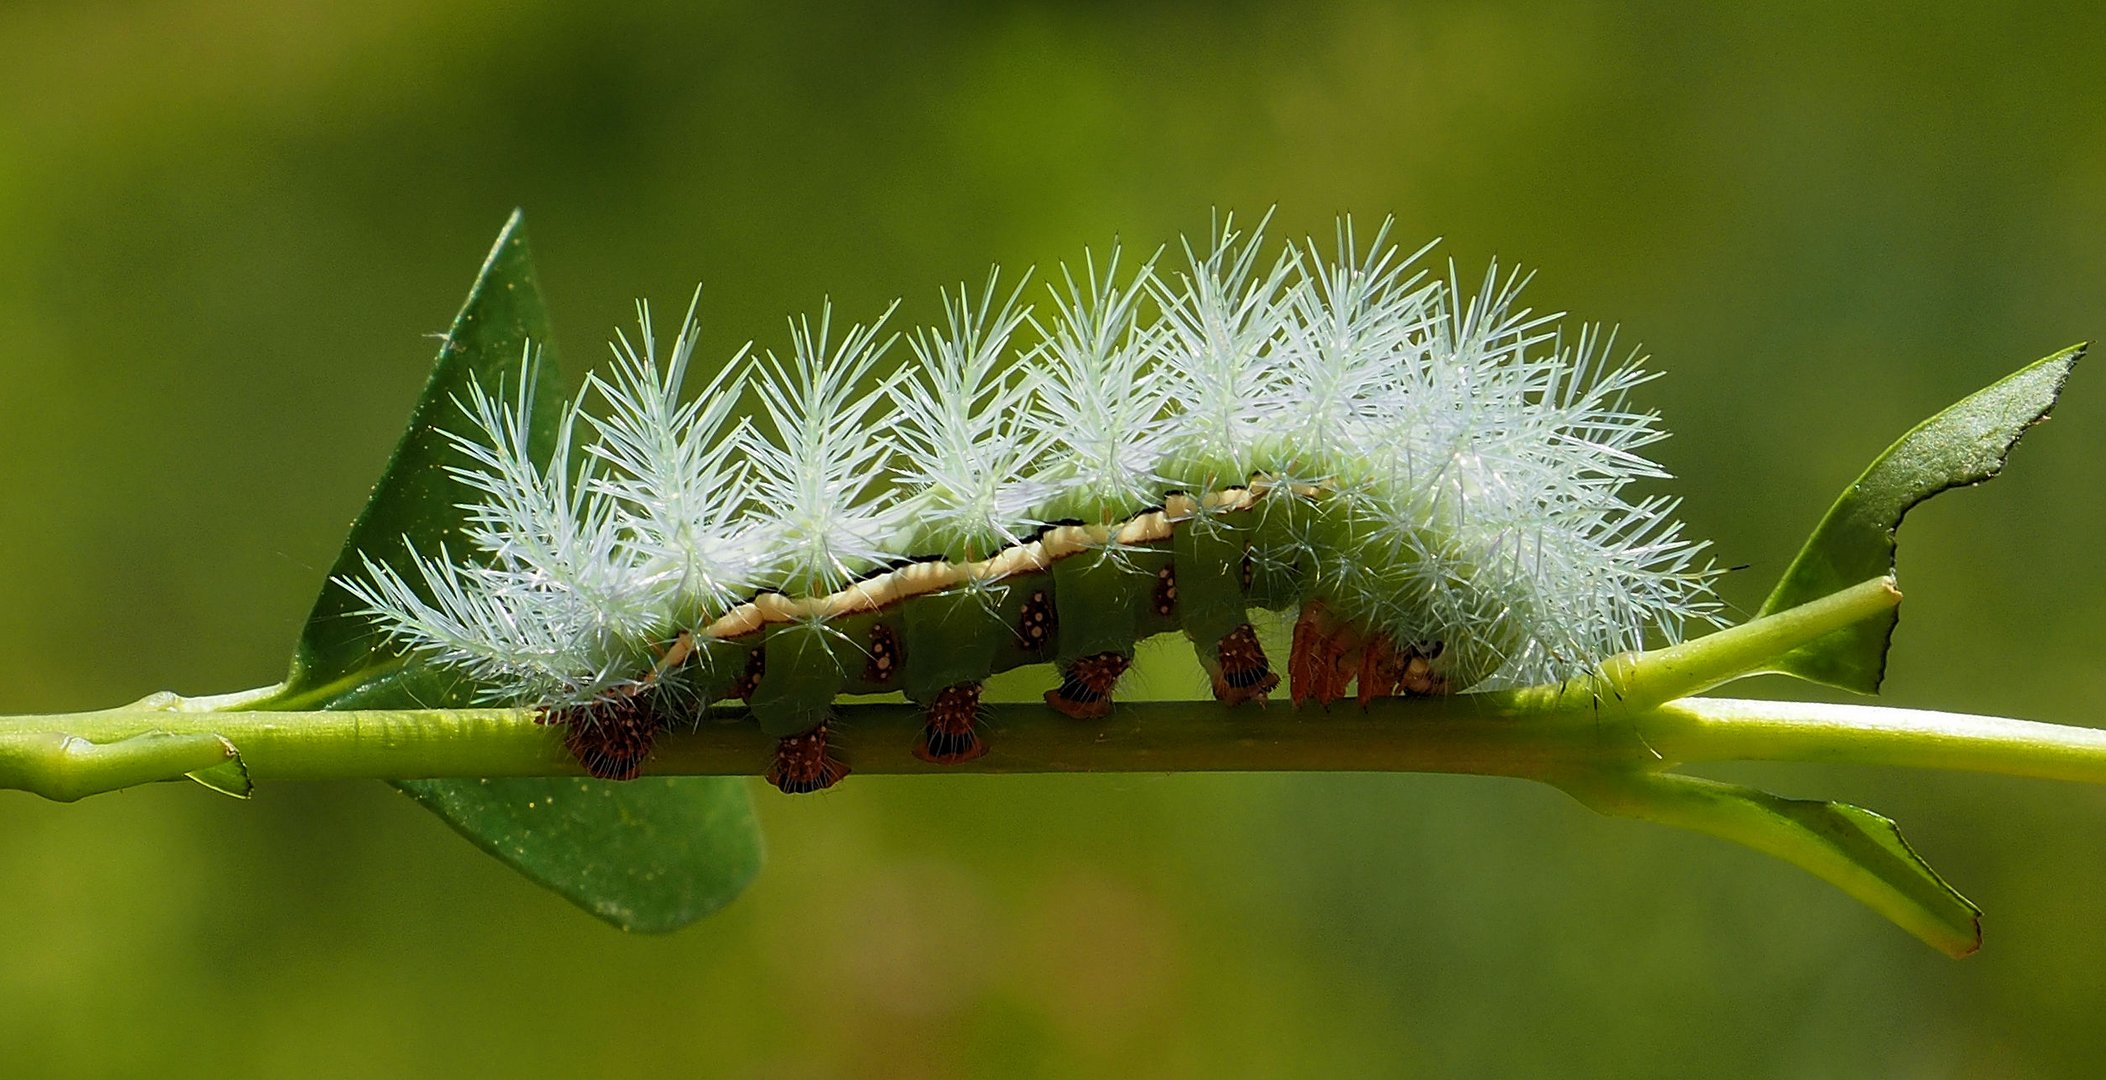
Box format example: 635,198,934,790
743,299,908,595
1151,210,1299,489
1028,244,1173,524
341,349,654,702
1267,217,1440,482
343,212,1722,706
889,270,1051,561
584,292,769,627
1316,260,1718,685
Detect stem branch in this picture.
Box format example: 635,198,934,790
1645,697,2106,784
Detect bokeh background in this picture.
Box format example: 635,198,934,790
4,2,2105,1076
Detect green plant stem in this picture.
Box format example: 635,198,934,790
5,693,2105,793
3,574,2096,799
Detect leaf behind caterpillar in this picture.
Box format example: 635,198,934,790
260,211,764,933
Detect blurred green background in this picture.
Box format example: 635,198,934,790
3,2,2104,1076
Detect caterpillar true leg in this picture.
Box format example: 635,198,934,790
1356,634,1405,705
913,682,989,764
767,720,851,794
1398,644,1448,697
1044,651,1133,719
1291,608,1450,707
1289,603,1359,706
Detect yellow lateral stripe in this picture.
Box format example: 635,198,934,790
699,485,1277,639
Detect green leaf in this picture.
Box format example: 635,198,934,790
260,211,764,932
1555,769,1981,957
282,209,571,701
1759,345,2086,692
397,776,764,933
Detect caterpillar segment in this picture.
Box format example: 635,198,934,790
1167,507,1278,707
1038,533,1152,719
897,583,1007,761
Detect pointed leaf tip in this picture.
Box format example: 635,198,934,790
1558,770,1982,958
1759,344,2085,693
285,210,567,696
266,212,764,931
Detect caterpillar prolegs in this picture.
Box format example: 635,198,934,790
562,485,1433,792
345,213,1720,793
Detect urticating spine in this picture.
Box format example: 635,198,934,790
343,212,1719,791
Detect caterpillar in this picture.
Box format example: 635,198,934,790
343,214,1720,793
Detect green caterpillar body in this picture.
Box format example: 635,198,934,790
706,491,1274,727
583,485,1457,790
